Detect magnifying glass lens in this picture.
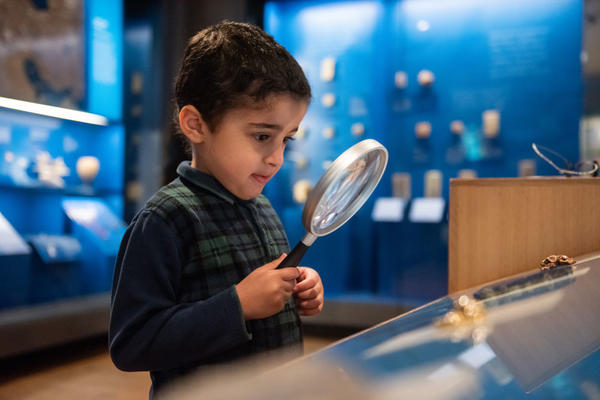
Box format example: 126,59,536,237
311,153,381,234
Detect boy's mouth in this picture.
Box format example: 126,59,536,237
251,174,271,185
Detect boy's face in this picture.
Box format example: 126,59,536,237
191,94,308,200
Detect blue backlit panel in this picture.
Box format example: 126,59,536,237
265,0,582,301
0,212,30,256
85,0,123,121
62,198,125,254
62,198,126,293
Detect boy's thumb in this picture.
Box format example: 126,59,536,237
265,253,287,269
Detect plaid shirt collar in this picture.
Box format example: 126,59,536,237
177,161,254,205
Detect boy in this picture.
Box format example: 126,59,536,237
109,21,324,397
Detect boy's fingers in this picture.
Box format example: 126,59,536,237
293,277,316,292
298,306,323,316
295,298,321,309
263,253,287,270
298,308,321,317
282,279,296,293
295,287,318,300
279,266,300,280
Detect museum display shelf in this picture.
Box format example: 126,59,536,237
0,293,110,358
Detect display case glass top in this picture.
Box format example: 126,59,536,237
164,252,600,399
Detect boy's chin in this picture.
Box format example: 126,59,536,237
236,189,262,201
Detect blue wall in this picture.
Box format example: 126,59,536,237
264,0,582,304
86,0,123,121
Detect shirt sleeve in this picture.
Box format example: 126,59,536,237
109,210,252,372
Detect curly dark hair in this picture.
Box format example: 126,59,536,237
174,20,312,133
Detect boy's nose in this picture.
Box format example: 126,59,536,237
265,145,284,168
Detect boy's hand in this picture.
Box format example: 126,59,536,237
236,254,299,320
293,267,324,316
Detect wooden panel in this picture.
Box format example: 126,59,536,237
449,177,600,293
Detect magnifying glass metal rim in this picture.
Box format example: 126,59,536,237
278,139,388,268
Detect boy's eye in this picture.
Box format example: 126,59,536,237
254,134,270,142
283,136,296,144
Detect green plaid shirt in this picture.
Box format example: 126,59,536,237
109,161,302,394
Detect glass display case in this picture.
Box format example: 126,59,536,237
0,0,124,357
163,252,600,399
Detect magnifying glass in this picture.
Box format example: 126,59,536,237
278,139,388,268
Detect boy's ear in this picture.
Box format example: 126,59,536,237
178,105,210,143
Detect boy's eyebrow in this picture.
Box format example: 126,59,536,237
248,122,299,133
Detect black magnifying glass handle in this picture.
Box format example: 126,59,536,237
277,241,310,268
